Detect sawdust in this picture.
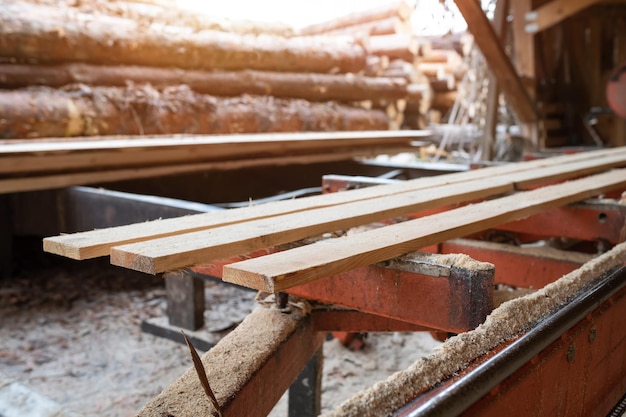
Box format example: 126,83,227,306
135,305,307,417
322,241,626,417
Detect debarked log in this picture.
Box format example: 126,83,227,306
299,1,412,35
0,63,408,102
0,85,389,139
0,3,366,74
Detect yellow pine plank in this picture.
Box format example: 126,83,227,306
222,169,626,292
109,178,515,274
42,147,626,260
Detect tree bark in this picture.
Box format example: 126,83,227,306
0,64,408,102
0,85,389,139
4,0,296,36
0,3,366,74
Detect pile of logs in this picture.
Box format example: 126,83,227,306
0,0,470,140
0,0,391,139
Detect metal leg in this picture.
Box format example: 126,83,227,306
289,344,323,417
165,269,205,330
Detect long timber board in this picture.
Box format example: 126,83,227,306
43,147,626,261
0,130,432,175
221,169,626,292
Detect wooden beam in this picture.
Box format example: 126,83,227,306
0,130,431,175
511,0,536,82
108,178,514,274
222,169,626,292
482,0,509,160
108,151,626,275
135,306,324,417
42,147,626,261
453,0,537,123
0,145,420,195
525,0,605,33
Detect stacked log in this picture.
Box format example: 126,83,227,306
414,38,471,122
298,2,429,131
0,1,412,139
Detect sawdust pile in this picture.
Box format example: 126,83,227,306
322,241,626,417
136,304,306,417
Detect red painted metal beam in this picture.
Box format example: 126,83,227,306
286,260,494,334
192,251,494,334
494,202,626,245
439,239,591,289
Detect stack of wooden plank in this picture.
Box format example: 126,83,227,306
0,0,427,139
44,148,626,283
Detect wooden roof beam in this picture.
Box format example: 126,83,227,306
453,0,538,123
525,0,606,33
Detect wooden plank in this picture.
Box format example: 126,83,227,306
0,130,431,175
0,145,420,195
109,178,515,274
525,0,605,33
454,0,537,123
42,147,626,260
109,152,626,275
222,169,626,292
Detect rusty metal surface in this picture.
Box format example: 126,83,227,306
394,266,626,417
494,201,626,245
286,256,494,334
439,240,590,289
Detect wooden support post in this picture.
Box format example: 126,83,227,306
165,269,205,330
454,0,537,124
525,0,605,34
482,0,510,160
288,345,323,417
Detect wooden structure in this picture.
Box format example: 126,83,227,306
0,130,430,194
43,148,626,416
461,0,626,148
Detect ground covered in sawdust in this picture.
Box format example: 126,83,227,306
0,238,442,417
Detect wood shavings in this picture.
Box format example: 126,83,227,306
322,241,626,417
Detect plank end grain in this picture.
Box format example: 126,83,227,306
222,263,275,293
110,245,158,275
43,235,95,260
